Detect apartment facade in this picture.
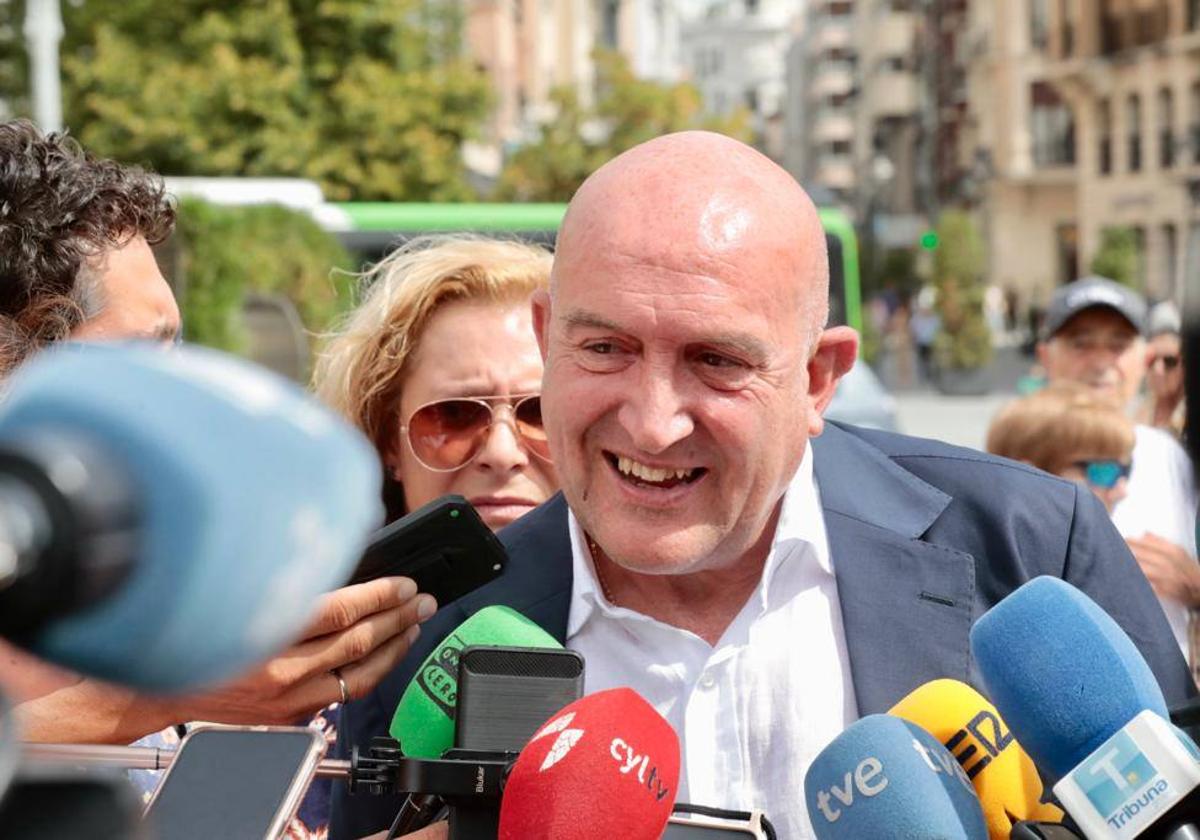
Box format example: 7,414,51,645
681,0,802,160
853,0,927,248
963,0,1199,307
785,0,932,249
465,0,683,177
786,0,860,200
1043,0,1200,302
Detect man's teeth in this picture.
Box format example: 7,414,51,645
616,455,693,483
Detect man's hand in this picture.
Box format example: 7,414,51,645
167,576,436,725
1127,534,1200,605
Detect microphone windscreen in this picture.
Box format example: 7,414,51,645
497,687,679,840
0,343,381,690
803,714,988,840
890,679,1063,838
389,605,559,758
969,576,1167,781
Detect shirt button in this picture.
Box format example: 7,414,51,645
699,675,716,689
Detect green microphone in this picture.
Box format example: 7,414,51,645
388,605,561,758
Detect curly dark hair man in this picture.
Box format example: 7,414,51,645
0,119,180,376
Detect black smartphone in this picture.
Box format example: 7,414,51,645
142,726,325,840
346,494,507,605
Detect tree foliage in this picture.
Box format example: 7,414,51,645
173,197,354,353
1,0,491,200
1090,226,1139,287
495,50,753,202
931,209,993,370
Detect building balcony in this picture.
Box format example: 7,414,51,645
814,20,853,53
811,60,856,97
875,12,916,57
815,154,857,190
867,71,918,118
813,108,855,142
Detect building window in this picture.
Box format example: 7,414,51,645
601,0,619,48
745,0,759,13
1191,0,1200,30
1132,226,1147,289
745,88,759,112
1158,87,1175,169
1163,223,1178,298
1031,82,1075,167
1191,82,1200,164
1097,99,1113,175
1029,0,1049,50
1058,0,1074,56
1127,93,1142,173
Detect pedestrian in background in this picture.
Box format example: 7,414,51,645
1138,300,1186,440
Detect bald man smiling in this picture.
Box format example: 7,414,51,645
332,133,1193,840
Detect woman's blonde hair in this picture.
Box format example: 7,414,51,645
313,235,552,452
986,382,1135,474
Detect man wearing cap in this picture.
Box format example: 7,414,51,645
1038,276,1199,666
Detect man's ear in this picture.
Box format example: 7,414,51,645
531,289,551,362
806,326,860,437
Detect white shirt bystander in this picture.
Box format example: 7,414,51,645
1112,424,1198,658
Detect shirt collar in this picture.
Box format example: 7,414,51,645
566,445,828,638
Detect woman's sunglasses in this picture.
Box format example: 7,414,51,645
400,393,551,472
1151,354,1181,371
1073,459,1132,489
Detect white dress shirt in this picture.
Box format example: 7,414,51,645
565,447,857,840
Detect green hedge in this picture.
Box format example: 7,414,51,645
173,198,355,354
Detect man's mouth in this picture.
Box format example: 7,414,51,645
604,451,707,490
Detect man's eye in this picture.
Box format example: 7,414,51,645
699,352,740,368
585,342,615,355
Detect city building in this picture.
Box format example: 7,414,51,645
853,0,927,249
786,0,859,200
596,0,686,82
962,0,1199,308
786,0,932,252
464,0,683,178
683,0,803,161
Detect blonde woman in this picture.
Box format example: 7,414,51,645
314,235,559,530
295,237,559,836
987,382,1135,513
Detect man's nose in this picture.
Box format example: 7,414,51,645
617,368,694,454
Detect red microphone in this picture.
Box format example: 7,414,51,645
497,687,681,840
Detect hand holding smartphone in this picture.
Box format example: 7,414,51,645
347,495,507,606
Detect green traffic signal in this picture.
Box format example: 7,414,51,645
920,230,940,250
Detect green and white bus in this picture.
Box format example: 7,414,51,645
322,202,863,334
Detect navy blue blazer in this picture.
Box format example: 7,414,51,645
330,422,1195,839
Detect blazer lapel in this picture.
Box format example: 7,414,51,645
462,493,574,643
813,424,977,715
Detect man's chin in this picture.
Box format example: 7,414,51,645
596,531,722,576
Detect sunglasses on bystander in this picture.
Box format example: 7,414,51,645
400,393,551,472
1073,459,1132,490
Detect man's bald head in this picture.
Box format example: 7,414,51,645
552,131,829,345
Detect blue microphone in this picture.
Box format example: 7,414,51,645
803,714,988,839
971,576,1200,839
0,343,382,691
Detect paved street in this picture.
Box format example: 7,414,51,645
893,390,1013,451
875,343,1030,452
